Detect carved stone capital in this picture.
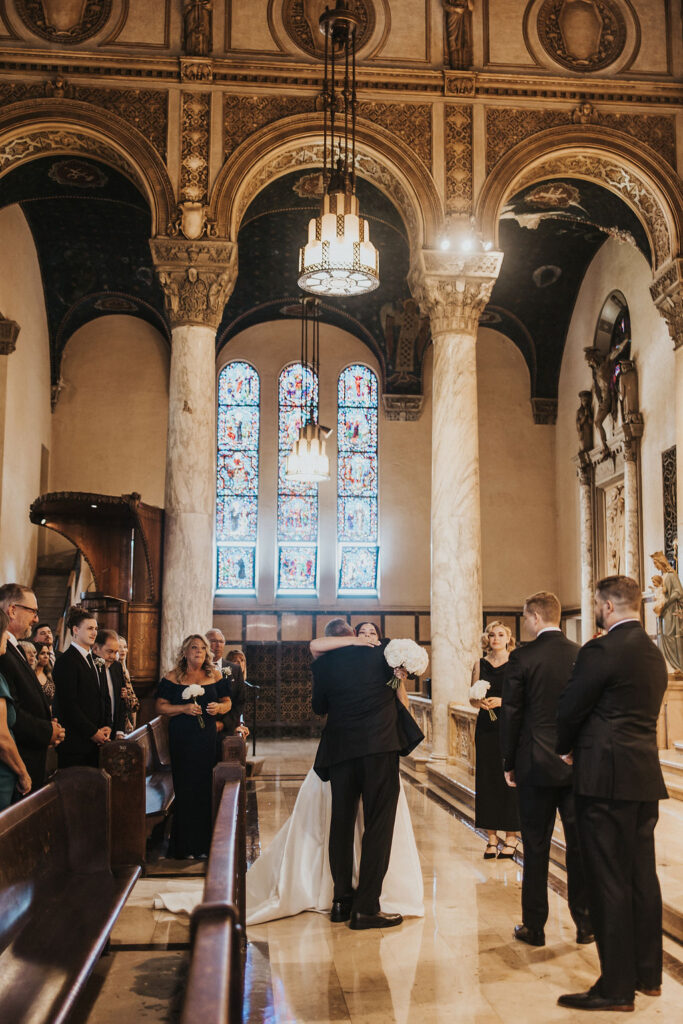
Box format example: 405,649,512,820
409,248,503,337
150,238,238,330
650,258,683,350
0,312,20,355
381,394,425,421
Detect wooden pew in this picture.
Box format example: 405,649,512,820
221,732,247,767
0,767,141,1024
181,761,247,1024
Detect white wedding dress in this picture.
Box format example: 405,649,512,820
155,768,424,925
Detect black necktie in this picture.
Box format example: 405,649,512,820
16,644,29,664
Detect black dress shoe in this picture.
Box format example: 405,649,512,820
557,989,634,1012
636,984,661,997
349,911,403,930
513,924,545,947
575,926,595,944
330,899,352,922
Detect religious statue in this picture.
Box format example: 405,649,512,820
651,550,683,671
617,358,639,424
576,389,594,452
443,0,473,71
584,339,629,455
183,0,212,58
572,101,599,125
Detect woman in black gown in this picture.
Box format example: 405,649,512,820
470,622,520,859
156,634,232,858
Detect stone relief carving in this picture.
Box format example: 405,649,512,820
662,447,678,568
531,397,558,425
576,389,594,452
380,297,430,388
183,0,212,57
651,259,683,349
150,239,238,330
604,481,625,574
443,1,473,71
180,92,210,205
0,312,20,355
381,394,425,421
486,108,568,173
223,95,313,159
15,0,112,44
180,59,214,82
445,105,472,214
537,0,627,72
356,102,432,169
282,0,375,57
0,128,145,192
584,340,628,455
572,100,599,124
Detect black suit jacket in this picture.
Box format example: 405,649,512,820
53,645,107,762
0,639,52,787
98,659,126,735
217,660,246,735
312,642,423,781
500,630,579,786
557,621,668,801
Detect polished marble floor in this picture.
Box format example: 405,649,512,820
75,739,683,1024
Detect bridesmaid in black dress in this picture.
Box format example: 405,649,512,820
470,622,520,859
156,634,232,858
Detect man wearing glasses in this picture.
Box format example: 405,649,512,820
0,583,65,790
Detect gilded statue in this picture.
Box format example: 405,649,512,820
183,0,212,58
576,389,594,452
651,550,683,671
584,340,628,455
443,0,473,71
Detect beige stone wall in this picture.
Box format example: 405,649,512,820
555,237,674,610
0,205,52,584
50,316,170,507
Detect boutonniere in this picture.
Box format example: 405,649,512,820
94,656,105,670
221,666,232,678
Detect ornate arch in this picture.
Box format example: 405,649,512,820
0,99,175,235
476,125,683,271
209,112,443,259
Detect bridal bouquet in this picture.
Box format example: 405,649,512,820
470,679,496,721
384,638,429,690
182,683,205,728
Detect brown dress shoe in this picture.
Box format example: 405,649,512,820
513,924,545,947
636,985,661,997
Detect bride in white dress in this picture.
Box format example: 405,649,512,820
156,622,424,925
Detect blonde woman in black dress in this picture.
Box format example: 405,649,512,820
470,622,520,859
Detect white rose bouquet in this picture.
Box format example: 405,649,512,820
182,683,205,728
384,638,429,690
470,679,496,721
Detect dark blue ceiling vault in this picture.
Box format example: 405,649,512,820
0,155,169,384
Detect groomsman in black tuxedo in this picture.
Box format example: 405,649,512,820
311,618,423,930
500,591,592,948
92,629,126,739
54,606,111,768
0,583,64,789
556,576,668,1013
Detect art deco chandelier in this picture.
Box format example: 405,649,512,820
285,297,332,483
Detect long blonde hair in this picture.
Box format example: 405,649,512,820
174,634,214,682
481,621,515,653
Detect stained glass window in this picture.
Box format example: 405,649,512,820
337,364,379,594
277,363,319,593
216,361,260,593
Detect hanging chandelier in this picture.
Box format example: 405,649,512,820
298,3,379,298
285,297,332,483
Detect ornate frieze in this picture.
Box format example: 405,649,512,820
356,101,432,169
15,0,112,44
531,397,558,425
486,108,571,173
223,94,313,159
381,394,425,421
662,446,678,567
536,0,627,73
0,312,20,355
150,238,238,330
0,127,145,191
650,259,683,349
410,249,504,337
180,91,210,204
445,104,472,214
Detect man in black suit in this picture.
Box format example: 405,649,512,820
556,575,668,1013
0,583,64,789
92,629,127,738
54,606,110,769
311,618,422,931
500,590,592,948
207,629,249,739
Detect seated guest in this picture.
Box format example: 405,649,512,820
156,634,232,858
32,622,56,666
0,608,32,808
34,642,55,709
54,605,110,769
18,640,37,670
0,583,63,789
206,628,249,744
93,629,127,739
117,634,139,733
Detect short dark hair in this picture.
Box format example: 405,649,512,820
324,617,354,637
0,583,33,610
355,621,383,641
595,575,642,610
66,604,96,633
32,621,53,637
95,629,119,648
524,591,561,625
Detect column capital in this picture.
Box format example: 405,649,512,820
150,237,238,330
409,248,504,337
0,311,20,355
650,257,683,350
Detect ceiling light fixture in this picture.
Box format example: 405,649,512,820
285,297,333,484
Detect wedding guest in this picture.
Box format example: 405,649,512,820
225,649,251,739
32,622,55,666
207,628,249,742
117,634,139,733
18,640,37,670
34,642,55,710
556,576,668,1013
0,608,32,808
54,605,110,769
155,634,232,858
469,622,520,859
500,591,592,948
0,583,62,789
93,629,126,739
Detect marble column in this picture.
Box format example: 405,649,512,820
623,437,641,584
577,460,595,643
150,238,237,672
0,313,20,526
411,248,503,762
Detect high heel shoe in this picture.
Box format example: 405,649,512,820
498,839,519,859
483,842,499,860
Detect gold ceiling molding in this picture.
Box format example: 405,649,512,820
0,98,175,235
476,124,683,272
445,104,472,214
209,111,443,256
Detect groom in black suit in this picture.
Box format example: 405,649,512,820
54,606,111,768
311,618,421,930
556,576,668,1013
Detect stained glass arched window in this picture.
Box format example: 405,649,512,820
216,361,260,593
277,363,319,594
337,364,379,594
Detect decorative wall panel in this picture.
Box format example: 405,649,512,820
663,445,677,567
445,104,472,213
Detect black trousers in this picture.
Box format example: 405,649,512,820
517,782,590,931
328,751,400,915
576,796,662,1001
